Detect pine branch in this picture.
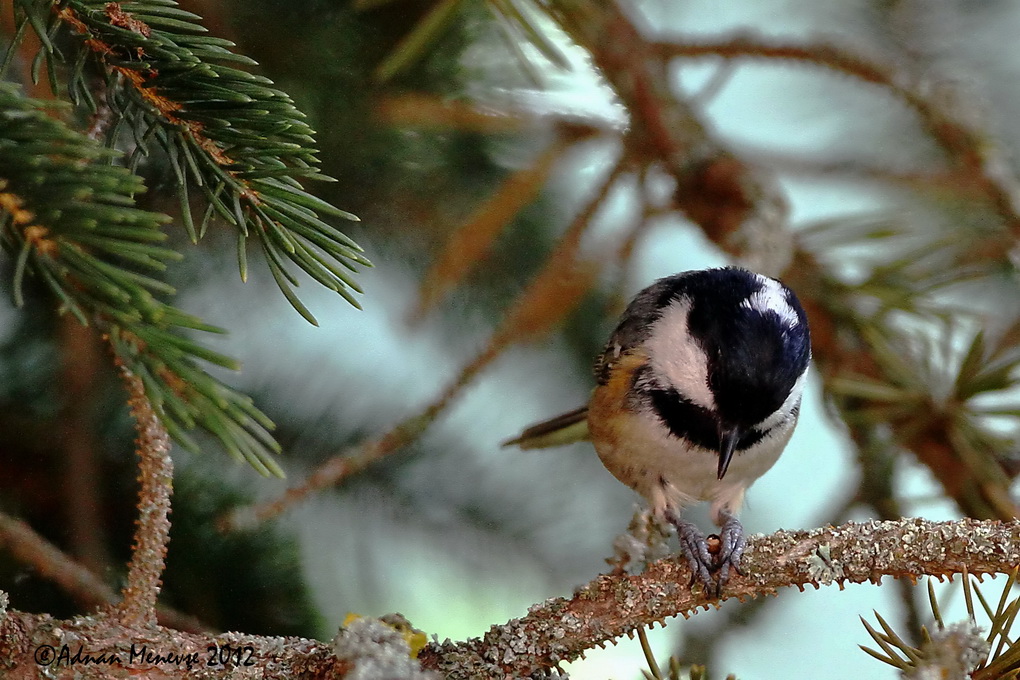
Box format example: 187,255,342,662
7,0,370,323
0,82,282,473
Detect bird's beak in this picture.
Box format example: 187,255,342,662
717,426,742,480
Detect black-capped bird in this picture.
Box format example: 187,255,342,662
504,267,811,591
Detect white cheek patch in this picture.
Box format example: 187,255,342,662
783,366,808,410
743,275,800,328
645,298,715,410
756,366,809,431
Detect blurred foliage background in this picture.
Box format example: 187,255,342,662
3,0,1020,678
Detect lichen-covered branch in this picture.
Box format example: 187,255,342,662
0,611,348,680
419,517,1020,678
2,517,1016,678
117,366,174,629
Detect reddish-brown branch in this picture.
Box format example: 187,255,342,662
224,156,629,530
649,34,1020,238
0,509,206,633
413,133,577,319
549,5,792,274
0,510,116,611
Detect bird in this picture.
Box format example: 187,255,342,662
504,267,811,592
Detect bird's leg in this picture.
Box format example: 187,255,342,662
714,509,745,587
664,509,714,590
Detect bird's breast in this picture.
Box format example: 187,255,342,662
589,364,795,515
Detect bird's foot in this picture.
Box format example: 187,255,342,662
714,510,745,587
666,510,745,596
670,515,713,589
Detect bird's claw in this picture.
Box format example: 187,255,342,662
673,518,714,589
667,511,745,596
713,512,746,588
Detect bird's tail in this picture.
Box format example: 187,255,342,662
502,406,590,449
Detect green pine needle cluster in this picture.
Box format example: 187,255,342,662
48,0,369,322
1,0,371,471
861,571,1020,678
0,83,281,475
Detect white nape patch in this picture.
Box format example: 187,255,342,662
645,298,715,410
743,275,800,327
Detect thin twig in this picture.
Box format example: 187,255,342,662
223,155,630,530
549,5,793,274
116,366,174,629
740,147,973,194
650,34,1020,237
0,509,207,632
638,625,663,679
0,509,116,609
376,92,612,136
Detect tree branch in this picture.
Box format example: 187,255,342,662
0,510,115,611
223,154,628,530
419,517,1020,678
116,366,174,630
0,509,206,633
548,2,792,275
649,33,1020,240
3,517,1017,677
